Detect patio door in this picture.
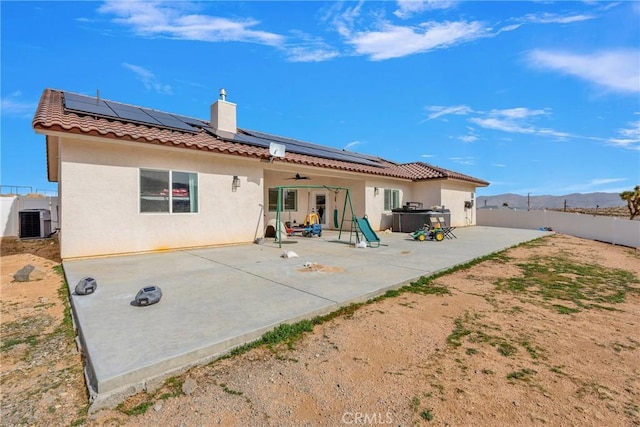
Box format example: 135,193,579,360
312,192,327,226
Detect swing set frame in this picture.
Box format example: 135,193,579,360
274,185,356,248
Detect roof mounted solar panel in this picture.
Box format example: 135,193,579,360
63,92,103,104
253,130,381,162
108,105,163,126
240,129,383,167
232,133,270,148
64,98,116,117
145,111,196,132
63,92,197,133
171,114,215,132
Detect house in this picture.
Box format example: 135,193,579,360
32,89,488,259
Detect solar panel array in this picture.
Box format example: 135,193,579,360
62,91,384,167
63,92,197,133
241,129,383,167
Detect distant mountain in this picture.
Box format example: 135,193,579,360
477,192,626,210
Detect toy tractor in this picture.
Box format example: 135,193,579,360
410,225,444,242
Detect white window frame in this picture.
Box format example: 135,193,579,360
384,189,401,211
139,168,199,214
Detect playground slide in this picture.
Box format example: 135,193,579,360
354,217,380,247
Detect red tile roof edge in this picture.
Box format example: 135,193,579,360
33,89,489,186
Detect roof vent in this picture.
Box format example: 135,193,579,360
211,88,236,134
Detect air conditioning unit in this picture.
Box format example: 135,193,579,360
19,209,52,239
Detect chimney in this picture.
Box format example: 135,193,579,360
210,88,237,134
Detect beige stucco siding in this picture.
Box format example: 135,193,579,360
364,179,413,231
58,137,263,258
440,181,477,226
410,181,443,211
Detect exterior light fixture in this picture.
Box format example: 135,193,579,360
374,187,379,196
232,175,240,191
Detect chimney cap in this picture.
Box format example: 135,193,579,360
219,88,227,101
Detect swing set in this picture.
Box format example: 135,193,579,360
273,185,357,248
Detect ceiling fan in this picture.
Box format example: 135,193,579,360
285,173,311,180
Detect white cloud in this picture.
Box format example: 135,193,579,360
425,105,473,120
458,135,478,143
343,141,362,150
449,156,475,165
285,47,339,62
527,49,640,94
608,118,640,150
492,163,507,167
284,31,340,62
589,178,627,186
522,12,595,24
394,0,457,19
488,107,547,119
330,0,365,38
421,154,435,158
99,1,284,46
496,23,522,34
470,117,533,134
1,91,35,117
122,63,172,94
469,107,572,138
427,104,574,140
346,20,489,60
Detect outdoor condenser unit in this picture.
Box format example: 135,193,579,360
19,209,52,239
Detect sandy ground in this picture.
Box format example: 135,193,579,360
1,234,639,426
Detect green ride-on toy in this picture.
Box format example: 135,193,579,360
410,225,444,242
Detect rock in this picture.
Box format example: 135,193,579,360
154,403,163,412
13,264,46,282
182,377,197,395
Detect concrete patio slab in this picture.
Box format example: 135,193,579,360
62,226,549,410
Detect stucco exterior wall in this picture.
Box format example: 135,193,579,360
410,181,443,211
58,137,264,258
364,178,413,231
441,181,477,226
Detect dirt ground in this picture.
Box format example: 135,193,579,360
1,234,639,426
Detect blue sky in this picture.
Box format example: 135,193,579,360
1,1,638,196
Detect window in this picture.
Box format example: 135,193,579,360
140,169,198,213
384,189,400,211
268,188,297,212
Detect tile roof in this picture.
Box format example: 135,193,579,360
33,89,488,186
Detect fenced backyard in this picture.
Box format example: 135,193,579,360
477,208,639,248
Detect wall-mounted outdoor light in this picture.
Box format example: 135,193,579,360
374,187,379,196
232,175,240,192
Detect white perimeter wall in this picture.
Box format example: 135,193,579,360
477,208,640,248
1,196,60,237
58,137,264,258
